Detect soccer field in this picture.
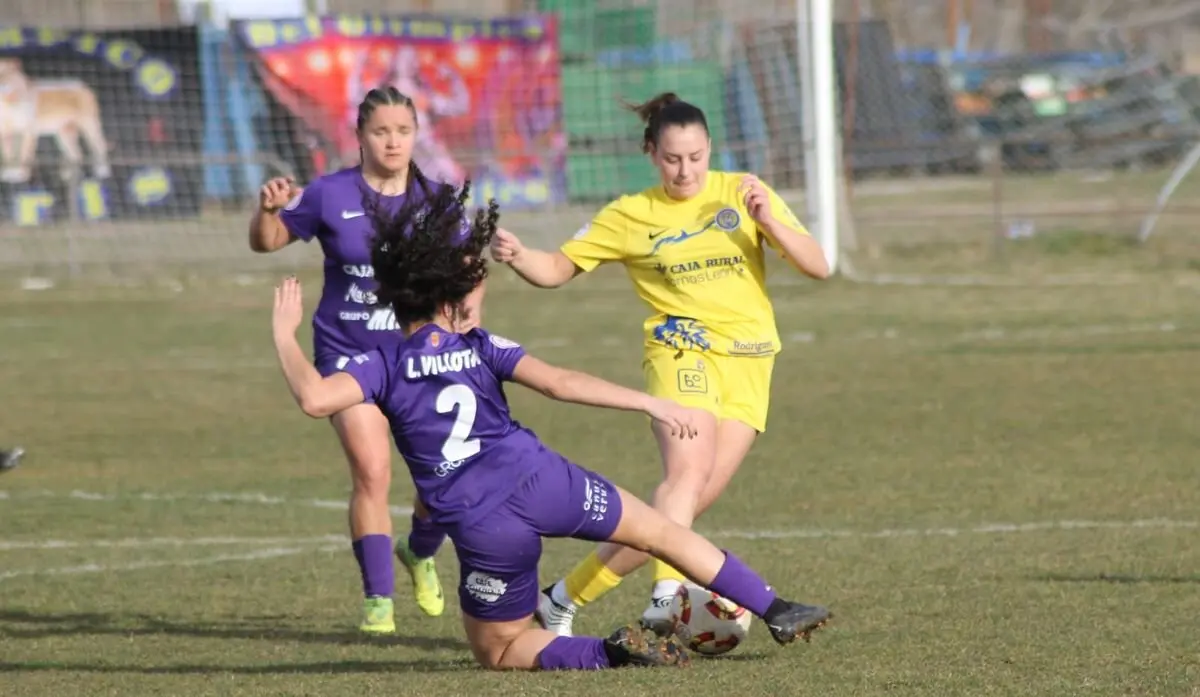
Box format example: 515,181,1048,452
2,265,1199,696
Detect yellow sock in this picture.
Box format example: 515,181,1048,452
563,550,624,607
652,558,688,585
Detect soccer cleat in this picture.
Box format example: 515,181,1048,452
0,447,24,473
394,539,445,617
763,601,832,645
534,584,576,637
638,594,676,638
604,624,691,668
359,596,396,635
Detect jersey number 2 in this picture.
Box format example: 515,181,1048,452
435,384,481,462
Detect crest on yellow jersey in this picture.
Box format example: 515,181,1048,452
715,208,741,232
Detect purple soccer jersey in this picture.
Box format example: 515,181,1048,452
279,167,439,366
343,325,554,526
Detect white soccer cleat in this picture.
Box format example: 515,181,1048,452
534,584,577,637
639,594,676,638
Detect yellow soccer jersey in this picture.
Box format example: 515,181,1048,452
560,171,807,357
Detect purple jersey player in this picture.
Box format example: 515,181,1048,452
248,86,450,634
268,182,832,671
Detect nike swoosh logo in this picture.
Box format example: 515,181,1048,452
647,228,671,239
341,211,365,219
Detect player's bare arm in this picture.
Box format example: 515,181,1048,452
249,176,300,253
510,355,699,439
271,276,366,418
490,227,583,288
740,175,830,280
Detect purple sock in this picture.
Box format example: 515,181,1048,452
407,513,447,559
707,551,778,617
351,534,395,598
536,636,611,671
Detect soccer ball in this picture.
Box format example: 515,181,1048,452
669,582,753,656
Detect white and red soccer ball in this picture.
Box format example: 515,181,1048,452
669,582,753,656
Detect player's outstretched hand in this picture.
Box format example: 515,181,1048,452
738,174,773,226
490,227,524,263
259,176,297,214
273,276,304,337
647,398,702,440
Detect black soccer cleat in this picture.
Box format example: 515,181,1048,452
0,447,24,473
603,624,691,668
763,601,832,645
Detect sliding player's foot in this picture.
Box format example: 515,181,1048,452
395,539,445,617
762,600,831,645
604,624,690,668
358,596,396,635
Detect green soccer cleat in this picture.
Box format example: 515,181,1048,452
395,539,445,617
359,596,396,635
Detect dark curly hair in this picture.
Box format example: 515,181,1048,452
363,180,499,327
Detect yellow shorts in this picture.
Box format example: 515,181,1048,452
642,344,775,433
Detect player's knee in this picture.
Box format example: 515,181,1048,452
653,477,702,512
349,458,390,497
474,647,508,671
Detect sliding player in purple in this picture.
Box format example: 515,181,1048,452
268,182,832,671
248,85,448,634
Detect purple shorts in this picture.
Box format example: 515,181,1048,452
449,456,623,622
315,354,376,405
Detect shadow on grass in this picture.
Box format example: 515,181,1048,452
0,609,466,652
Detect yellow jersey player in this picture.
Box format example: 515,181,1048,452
489,91,830,637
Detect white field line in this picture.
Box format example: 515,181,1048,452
3,489,1197,546
0,534,347,551
714,518,1200,540
0,544,344,581
0,489,416,518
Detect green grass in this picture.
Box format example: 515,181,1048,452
2,261,1200,696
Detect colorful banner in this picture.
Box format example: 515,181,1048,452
235,15,566,208
0,28,204,226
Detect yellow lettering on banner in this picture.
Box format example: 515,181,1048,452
78,180,108,221
14,192,54,227
279,22,305,44
104,40,144,70
0,27,23,49
523,180,550,204
131,168,172,206
244,21,277,48
451,22,476,42
137,59,176,97
522,22,545,40
36,28,67,46
409,20,448,39
377,17,406,36
337,16,366,38
73,32,100,55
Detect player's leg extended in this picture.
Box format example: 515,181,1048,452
537,348,719,636
537,413,717,636
454,489,687,671
395,495,446,617
647,355,773,613
331,403,396,634
606,484,831,645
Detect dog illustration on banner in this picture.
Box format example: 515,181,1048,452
0,58,112,184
